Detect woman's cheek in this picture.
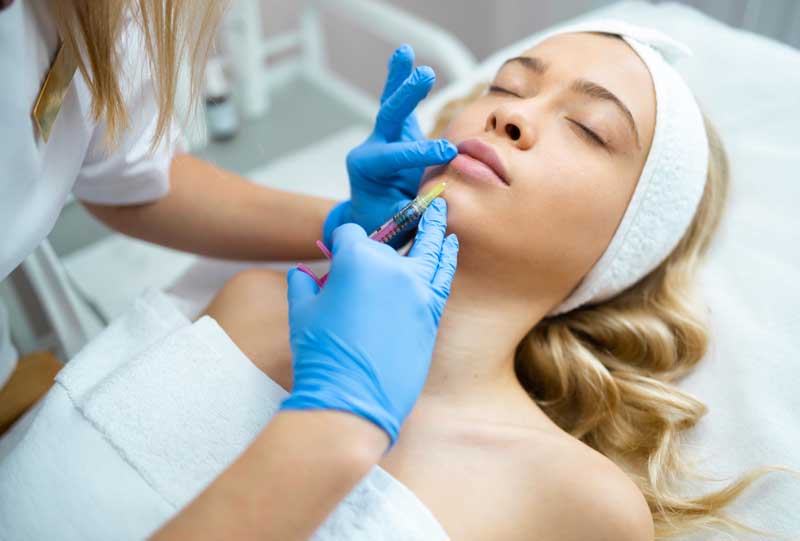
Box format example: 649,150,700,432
539,147,604,206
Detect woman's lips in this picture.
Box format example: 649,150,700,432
450,139,509,187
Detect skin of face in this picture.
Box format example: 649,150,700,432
420,33,656,312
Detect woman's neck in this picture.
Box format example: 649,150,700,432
417,272,556,428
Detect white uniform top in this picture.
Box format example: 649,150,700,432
0,0,178,384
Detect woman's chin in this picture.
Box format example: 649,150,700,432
419,173,485,241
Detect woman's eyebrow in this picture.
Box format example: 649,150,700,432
499,55,642,149
500,56,548,74
570,79,641,149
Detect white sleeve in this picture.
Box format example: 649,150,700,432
72,23,183,206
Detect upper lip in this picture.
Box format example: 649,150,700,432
456,139,509,185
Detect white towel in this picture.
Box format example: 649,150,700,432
0,290,446,541
0,290,185,541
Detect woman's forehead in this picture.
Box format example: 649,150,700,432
522,32,632,59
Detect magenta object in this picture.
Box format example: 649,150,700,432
296,239,333,288
296,263,327,289
315,239,333,260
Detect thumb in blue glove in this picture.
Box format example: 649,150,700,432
282,198,458,447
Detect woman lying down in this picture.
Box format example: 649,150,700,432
204,21,776,540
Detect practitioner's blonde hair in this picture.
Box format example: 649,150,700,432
433,85,790,539
49,0,226,147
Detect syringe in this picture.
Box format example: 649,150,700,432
296,182,447,288
369,182,447,244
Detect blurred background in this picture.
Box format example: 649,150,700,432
284,0,800,97
3,0,799,359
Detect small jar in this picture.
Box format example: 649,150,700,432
204,61,239,142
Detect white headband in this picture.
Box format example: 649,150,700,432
546,20,709,315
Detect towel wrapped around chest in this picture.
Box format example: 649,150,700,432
0,289,447,541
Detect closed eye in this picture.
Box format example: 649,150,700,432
487,87,609,149
567,118,606,147
488,85,522,98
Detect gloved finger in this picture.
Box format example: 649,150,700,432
376,66,435,141
431,233,459,299
380,44,414,104
322,200,353,249
330,222,368,255
355,139,457,180
287,267,319,308
407,198,448,282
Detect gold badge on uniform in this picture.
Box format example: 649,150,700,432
32,41,78,142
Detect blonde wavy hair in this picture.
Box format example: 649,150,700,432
433,84,790,539
49,0,226,147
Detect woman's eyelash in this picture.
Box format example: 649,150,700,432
568,119,606,147
488,85,521,98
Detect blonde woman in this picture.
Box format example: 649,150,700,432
1,1,463,539
201,23,787,540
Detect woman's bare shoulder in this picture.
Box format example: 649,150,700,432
204,268,294,389
518,433,654,541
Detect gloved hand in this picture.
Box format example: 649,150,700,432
323,44,457,248
281,199,458,446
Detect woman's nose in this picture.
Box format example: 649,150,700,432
485,106,534,150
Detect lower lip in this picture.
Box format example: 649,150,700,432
449,154,508,188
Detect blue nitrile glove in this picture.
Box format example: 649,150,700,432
282,199,458,445
323,44,457,248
